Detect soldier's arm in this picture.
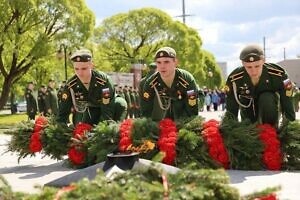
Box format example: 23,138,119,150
140,83,154,118
279,73,296,121
184,74,199,116
99,76,115,121
224,78,239,121
44,90,52,113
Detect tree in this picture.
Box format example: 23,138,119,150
0,0,95,109
93,8,173,72
92,7,219,87
202,50,223,89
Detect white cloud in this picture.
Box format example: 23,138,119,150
86,0,300,75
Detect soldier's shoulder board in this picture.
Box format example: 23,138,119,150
266,63,285,77
67,76,78,89
229,69,244,82
147,72,159,88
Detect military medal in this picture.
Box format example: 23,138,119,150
62,93,68,100
177,90,182,99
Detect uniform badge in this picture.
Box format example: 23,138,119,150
102,88,110,98
224,85,230,93
76,57,80,62
62,93,68,100
160,52,164,57
188,98,196,106
286,90,293,97
177,91,182,100
143,92,150,99
187,90,195,97
283,79,292,90
103,97,110,104
249,57,254,62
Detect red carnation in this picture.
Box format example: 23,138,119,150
157,118,178,165
33,116,48,132
257,124,282,170
202,120,230,169
73,123,92,138
118,119,133,152
29,138,42,152
68,147,85,165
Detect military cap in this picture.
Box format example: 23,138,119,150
70,49,92,62
155,47,176,59
240,44,264,62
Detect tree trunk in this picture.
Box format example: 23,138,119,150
0,77,13,110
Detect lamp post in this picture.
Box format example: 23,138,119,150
57,44,68,80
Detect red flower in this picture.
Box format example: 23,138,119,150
118,119,133,152
73,123,92,138
33,116,48,132
257,124,282,170
68,147,85,165
202,120,230,169
29,132,42,152
157,118,178,165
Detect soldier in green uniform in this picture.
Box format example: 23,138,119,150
224,44,295,127
57,81,66,104
57,49,126,125
140,47,199,121
122,85,132,118
25,82,37,120
37,85,47,116
45,79,59,117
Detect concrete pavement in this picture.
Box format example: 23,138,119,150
1,111,299,199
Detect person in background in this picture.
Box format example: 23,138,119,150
224,44,295,127
45,79,58,117
37,85,47,116
25,81,37,120
140,47,199,121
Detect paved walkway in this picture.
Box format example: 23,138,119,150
1,111,300,199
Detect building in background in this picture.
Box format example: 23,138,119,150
217,62,228,80
277,59,300,87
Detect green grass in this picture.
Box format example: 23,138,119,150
0,113,28,128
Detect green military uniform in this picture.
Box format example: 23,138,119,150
114,94,128,121
45,86,58,116
225,63,295,125
122,86,132,118
140,69,199,121
37,86,46,115
25,87,37,120
57,70,116,125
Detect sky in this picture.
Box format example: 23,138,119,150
85,0,300,74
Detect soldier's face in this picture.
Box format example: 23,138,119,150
242,59,264,79
155,57,177,79
73,62,93,80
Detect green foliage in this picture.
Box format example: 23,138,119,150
278,120,300,170
5,120,35,163
220,119,264,170
0,113,27,127
0,0,95,109
131,118,159,146
41,122,73,160
242,186,280,200
85,121,120,166
176,116,219,168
